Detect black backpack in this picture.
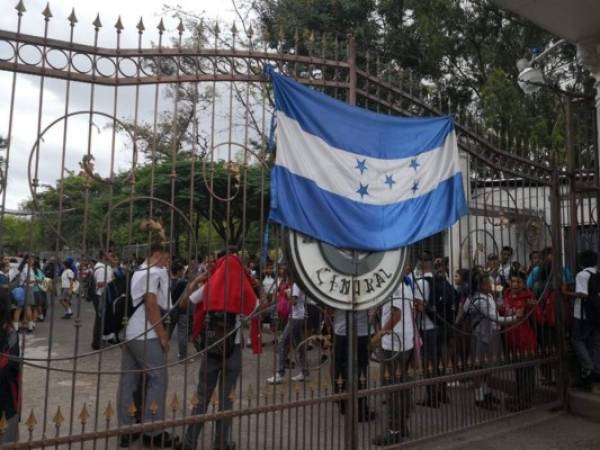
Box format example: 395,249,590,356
107,270,141,339
85,271,97,303
422,275,457,327
584,270,600,326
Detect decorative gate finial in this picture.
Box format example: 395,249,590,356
115,16,124,32
14,0,26,15
136,17,145,33
41,2,52,20
67,8,77,25
93,13,102,30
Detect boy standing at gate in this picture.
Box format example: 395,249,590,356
568,250,600,389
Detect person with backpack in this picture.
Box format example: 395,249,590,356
414,254,456,408
371,280,416,446
568,250,600,389
332,309,375,422
465,273,521,410
500,271,537,411
116,221,179,448
267,279,310,384
178,249,262,450
91,251,115,350
0,286,20,445
168,260,191,360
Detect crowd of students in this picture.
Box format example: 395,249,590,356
1,240,600,448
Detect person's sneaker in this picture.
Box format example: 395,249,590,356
291,373,308,382
61,313,73,319
119,432,140,448
267,373,284,384
37,314,45,322
372,430,405,446
141,432,179,448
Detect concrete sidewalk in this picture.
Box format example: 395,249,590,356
416,410,600,450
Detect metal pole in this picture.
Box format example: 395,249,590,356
550,168,569,410
346,34,358,450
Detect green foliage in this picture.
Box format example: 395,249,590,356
20,161,269,257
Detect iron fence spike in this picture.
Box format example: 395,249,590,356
41,2,52,19
15,0,26,14
93,13,102,29
78,404,90,424
115,16,124,32
231,22,237,35
53,406,65,427
25,410,37,431
136,16,145,32
67,8,77,25
104,401,115,419
157,18,165,33
149,400,159,416
177,18,184,34
214,21,220,35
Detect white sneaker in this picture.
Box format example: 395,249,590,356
267,373,284,384
291,373,308,382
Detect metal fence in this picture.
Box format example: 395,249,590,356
0,2,597,449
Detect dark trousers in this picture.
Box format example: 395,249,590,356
421,328,447,403
538,325,557,382
183,345,242,450
382,349,413,434
91,294,102,348
333,334,370,416
514,365,536,407
571,318,600,376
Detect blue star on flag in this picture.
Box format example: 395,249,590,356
411,180,419,194
409,158,420,171
356,183,369,198
384,174,396,189
355,158,367,175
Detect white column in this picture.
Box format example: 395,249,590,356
577,40,600,164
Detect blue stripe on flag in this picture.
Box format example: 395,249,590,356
269,166,467,251
270,71,454,160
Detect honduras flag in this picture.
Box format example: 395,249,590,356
266,66,467,252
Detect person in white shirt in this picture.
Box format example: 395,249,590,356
413,254,449,408
568,250,600,388
332,309,374,421
91,251,115,349
116,225,179,449
465,273,520,410
267,282,309,384
371,281,415,446
59,260,75,319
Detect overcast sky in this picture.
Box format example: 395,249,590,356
0,0,259,211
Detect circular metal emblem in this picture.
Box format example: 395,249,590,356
286,230,407,311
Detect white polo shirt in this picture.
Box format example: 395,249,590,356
574,266,598,320
126,264,170,340
381,283,415,352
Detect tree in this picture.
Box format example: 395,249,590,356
252,0,596,166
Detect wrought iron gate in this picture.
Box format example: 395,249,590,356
0,2,593,449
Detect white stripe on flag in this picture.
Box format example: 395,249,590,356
276,112,461,206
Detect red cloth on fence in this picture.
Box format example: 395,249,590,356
191,255,262,354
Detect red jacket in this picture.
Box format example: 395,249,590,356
191,255,262,354
502,288,537,353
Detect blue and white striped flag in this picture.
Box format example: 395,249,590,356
266,67,467,252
